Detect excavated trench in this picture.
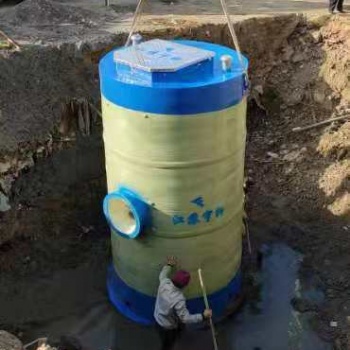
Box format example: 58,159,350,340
0,3,349,349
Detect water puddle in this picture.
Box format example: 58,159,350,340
25,243,331,350
227,243,331,350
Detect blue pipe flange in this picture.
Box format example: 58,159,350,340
103,187,149,239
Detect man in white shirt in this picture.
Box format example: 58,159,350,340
154,256,212,350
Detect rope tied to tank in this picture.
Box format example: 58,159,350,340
124,0,249,80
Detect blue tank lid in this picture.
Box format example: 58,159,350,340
99,39,249,115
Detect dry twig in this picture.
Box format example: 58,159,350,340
292,114,350,132
0,29,21,51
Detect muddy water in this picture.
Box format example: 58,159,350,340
228,244,330,350
23,243,331,350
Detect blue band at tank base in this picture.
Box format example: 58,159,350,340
107,264,242,326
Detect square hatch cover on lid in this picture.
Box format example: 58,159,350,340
113,39,215,73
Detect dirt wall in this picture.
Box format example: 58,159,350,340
0,13,301,246
0,9,350,348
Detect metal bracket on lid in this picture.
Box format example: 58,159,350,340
114,39,215,73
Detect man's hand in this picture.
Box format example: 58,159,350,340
167,256,177,267
203,309,212,319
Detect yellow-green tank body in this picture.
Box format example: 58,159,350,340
100,39,249,324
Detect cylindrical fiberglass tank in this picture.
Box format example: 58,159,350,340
99,38,249,325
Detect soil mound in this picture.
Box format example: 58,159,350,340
4,0,96,26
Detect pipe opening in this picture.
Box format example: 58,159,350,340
108,198,137,236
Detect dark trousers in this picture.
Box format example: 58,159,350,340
156,323,182,350
329,0,344,11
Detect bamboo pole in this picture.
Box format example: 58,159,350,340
198,268,219,350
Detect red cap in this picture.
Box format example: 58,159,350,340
171,270,191,288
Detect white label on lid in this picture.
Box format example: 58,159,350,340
113,39,215,73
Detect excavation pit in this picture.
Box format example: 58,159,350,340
0,1,349,349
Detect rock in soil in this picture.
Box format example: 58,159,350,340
0,330,22,350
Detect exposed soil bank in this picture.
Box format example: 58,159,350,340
0,3,349,349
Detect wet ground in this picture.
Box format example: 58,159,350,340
9,243,331,350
